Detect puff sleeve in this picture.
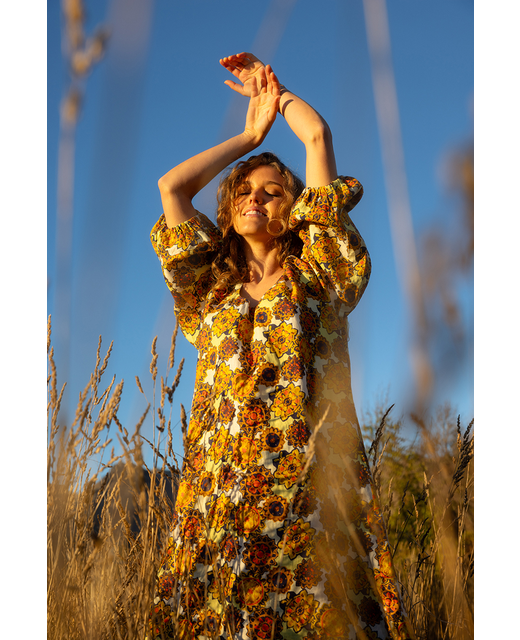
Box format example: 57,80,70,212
150,212,222,345
289,176,371,315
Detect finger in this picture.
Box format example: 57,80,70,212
223,80,247,96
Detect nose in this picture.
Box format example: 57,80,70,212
249,188,263,204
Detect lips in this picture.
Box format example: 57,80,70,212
243,207,267,217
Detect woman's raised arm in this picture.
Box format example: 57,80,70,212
220,53,337,188
159,64,280,228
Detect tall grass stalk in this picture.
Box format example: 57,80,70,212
48,315,473,639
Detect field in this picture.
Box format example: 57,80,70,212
47,318,473,640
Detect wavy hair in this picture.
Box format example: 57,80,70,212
211,152,305,292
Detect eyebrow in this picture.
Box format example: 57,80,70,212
240,180,284,189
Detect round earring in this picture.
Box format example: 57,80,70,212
267,218,287,237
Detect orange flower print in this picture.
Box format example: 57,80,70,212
237,575,268,610
282,589,319,633
171,266,196,287
220,533,239,561
274,448,305,489
272,297,295,321
218,397,235,423
313,237,341,265
269,323,298,358
219,336,239,359
286,420,311,448
217,464,237,492
198,472,215,496
237,399,269,432
260,427,284,452
281,356,305,383
255,362,280,387
271,384,305,421
300,307,319,336
253,308,271,327
292,487,318,518
263,495,289,522
243,534,277,573
267,566,292,594
240,465,274,501
236,315,253,343
247,610,282,640
294,558,323,589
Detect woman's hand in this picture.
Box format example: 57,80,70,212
220,52,268,97
243,64,280,146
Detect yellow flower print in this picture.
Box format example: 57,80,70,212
274,448,306,489
313,236,342,265
208,426,233,464
231,371,255,401
253,307,271,327
271,383,305,421
212,307,240,337
214,362,233,395
234,501,265,538
269,323,298,358
207,493,234,533
233,432,260,468
175,480,195,512
282,589,319,632
279,518,315,560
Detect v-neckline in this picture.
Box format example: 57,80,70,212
237,271,286,311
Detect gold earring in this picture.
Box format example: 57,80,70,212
267,219,286,237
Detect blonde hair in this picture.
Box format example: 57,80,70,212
211,152,305,292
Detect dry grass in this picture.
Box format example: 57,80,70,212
47,316,473,639
363,405,474,640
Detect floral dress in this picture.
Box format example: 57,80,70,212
149,177,412,640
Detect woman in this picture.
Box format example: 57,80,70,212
149,53,412,640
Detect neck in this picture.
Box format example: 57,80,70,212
242,240,282,283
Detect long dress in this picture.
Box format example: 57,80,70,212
149,177,412,640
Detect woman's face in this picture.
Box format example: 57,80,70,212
232,165,285,240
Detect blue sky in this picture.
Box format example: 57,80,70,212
45,0,475,467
